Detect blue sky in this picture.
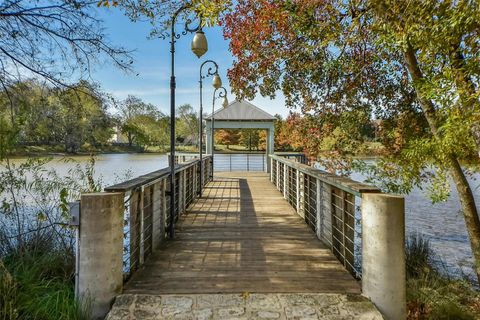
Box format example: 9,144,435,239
92,7,291,117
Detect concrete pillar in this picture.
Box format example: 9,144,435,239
79,192,124,319
361,193,406,320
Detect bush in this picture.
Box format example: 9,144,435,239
406,234,480,320
406,233,435,279
0,235,90,320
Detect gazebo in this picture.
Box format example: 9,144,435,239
205,100,276,172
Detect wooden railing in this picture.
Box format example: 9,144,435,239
103,156,212,280
270,154,406,319
271,154,380,277
74,156,212,317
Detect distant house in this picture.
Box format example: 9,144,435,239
108,126,128,144
371,119,383,139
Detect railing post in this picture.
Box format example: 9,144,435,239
152,181,164,249
316,178,322,240
78,192,124,319
162,179,167,230
181,171,186,213
276,160,280,190
270,157,274,182
361,193,406,320
283,163,287,198
139,188,145,265
321,182,333,249
296,169,301,216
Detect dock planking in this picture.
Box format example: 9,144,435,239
124,172,360,294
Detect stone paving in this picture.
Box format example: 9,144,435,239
105,293,384,320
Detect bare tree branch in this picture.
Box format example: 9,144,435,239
0,0,133,91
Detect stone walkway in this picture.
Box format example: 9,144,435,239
106,293,383,320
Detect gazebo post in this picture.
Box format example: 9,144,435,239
205,121,212,155
266,125,275,172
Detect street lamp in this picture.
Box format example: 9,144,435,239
198,60,221,196
211,86,228,178
165,5,205,239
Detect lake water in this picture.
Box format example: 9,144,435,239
4,153,480,278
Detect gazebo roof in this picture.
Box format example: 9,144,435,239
205,100,276,121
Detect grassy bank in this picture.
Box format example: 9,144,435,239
9,143,273,157
406,234,480,319
10,144,150,157
0,235,89,320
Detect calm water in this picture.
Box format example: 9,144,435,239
350,170,480,278
4,153,480,277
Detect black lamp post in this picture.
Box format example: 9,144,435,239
199,60,221,196
166,5,206,239
211,86,228,178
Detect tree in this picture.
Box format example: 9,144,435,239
118,95,163,148
57,81,114,152
239,129,261,151
0,1,133,160
100,0,232,32
222,0,480,281
274,113,302,152
176,104,199,146
0,80,115,153
215,129,240,149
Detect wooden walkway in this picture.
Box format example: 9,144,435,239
124,172,360,294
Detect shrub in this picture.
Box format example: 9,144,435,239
406,234,480,319
0,235,90,320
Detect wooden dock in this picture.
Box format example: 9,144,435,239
124,172,360,294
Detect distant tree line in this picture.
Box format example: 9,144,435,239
0,80,200,154
214,113,377,153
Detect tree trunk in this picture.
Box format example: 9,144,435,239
448,155,480,279
128,132,133,147
404,44,480,282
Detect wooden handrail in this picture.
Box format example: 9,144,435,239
270,154,380,196
105,156,212,192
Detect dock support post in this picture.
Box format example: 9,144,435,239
78,192,124,319
361,193,406,320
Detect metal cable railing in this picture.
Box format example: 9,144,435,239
104,156,212,281
270,154,381,279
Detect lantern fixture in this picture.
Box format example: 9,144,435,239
191,29,208,58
